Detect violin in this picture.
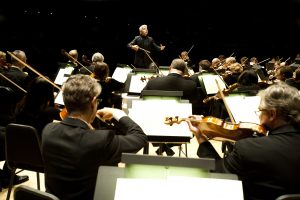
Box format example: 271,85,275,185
203,83,238,103
164,116,267,142
140,75,157,82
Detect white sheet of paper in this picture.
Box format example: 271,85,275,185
54,90,64,105
54,67,73,85
112,67,132,83
128,75,149,94
200,74,226,94
128,100,192,137
225,95,261,124
114,176,243,200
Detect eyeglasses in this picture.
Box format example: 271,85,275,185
254,108,268,116
96,99,102,106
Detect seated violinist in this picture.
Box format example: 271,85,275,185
93,62,124,109
186,82,300,200
41,74,147,200
180,51,195,72
285,68,300,90
79,52,105,75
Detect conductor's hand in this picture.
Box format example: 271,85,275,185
160,44,165,51
131,45,139,52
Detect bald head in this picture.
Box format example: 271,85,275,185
11,50,27,68
69,49,78,60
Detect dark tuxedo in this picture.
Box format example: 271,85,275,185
127,35,162,68
2,66,30,102
42,116,147,200
142,73,197,102
197,124,300,200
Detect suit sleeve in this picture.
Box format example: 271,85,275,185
103,116,148,164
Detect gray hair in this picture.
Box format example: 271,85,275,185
139,24,147,31
258,82,300,124
170,58,187,73
92,52,104,63
62,74,101,114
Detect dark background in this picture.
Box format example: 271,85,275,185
1,0,300,78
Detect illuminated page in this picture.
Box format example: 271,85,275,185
114,177,243,200
200,74,226,95
54,67,73,85
114,178,167,200
112,67,132,83
128,100,192,137
128,74,152,94
167,176,243,200
54,90,64,105
225,95,260,124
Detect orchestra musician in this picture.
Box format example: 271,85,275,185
2,50,31,102
186,82,300,200
142,58,198,156
180,50,195,72
93,62,124,109
79,52,105,75
127,24,165,68
41,74,147,200
285,68,300,90
16,76,61,136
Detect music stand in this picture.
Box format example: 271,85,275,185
128,90,192,155
124,68,157,95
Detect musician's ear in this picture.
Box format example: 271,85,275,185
268,109,277,121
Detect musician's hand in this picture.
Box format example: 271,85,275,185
131,45,139,51
160,44,165,51
97,107,126,121
186,115,208,144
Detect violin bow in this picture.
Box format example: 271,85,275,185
187,45,194,54
61,49,93,74
7,51,62,91
0,73,27,93
215,79,236,124
257,58,270,65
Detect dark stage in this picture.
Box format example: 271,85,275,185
1,0,300,78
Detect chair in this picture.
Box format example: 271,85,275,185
14,185,60,200
276,194,300,200
5,123,44,200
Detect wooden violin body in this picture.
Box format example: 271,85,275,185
164,116,267,142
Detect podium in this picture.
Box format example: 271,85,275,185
93,153,242,200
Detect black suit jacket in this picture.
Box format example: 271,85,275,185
127,35,161,68
42,116,147,200
197,124,300,200
142,73,197,103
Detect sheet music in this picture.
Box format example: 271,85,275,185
128,100,192,137
225,95,261,124
112,67,132,83
200,74,226,95
54,90,64,105
114,176,243,200
128,75,149,94
54,67,74,85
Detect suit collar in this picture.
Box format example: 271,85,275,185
61,117,90,129
270,124,300,135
